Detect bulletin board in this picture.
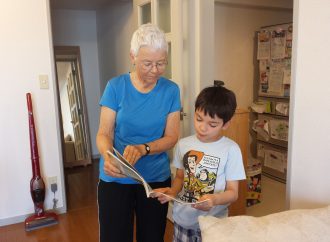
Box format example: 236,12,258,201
257,23,292,97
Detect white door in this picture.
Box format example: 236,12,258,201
66,65,85,161
135,0,187,137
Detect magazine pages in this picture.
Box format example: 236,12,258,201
106,148,209,205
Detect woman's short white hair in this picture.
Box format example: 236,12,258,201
130,23,168,57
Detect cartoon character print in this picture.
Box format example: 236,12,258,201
197,169,216,195
180,150,220,203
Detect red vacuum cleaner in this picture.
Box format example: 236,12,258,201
24,93,58,231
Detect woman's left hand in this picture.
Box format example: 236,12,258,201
123,144,145,165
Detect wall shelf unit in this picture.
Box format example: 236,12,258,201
251,22,292,183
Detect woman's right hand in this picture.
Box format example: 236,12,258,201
103,152,126,178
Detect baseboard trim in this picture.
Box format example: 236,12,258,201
0,206,66,227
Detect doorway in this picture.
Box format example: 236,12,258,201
55,46,92,167
54,46,93,209
214,2,292,216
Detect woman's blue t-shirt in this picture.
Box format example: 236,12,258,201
99,73,181,184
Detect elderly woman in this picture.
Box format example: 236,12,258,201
96,24,181,242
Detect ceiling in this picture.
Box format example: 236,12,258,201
51,0,131,10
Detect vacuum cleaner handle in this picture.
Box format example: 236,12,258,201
26,93,41,177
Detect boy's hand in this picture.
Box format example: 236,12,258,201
193,181,239,211
191,194,215,211
151,187,176,204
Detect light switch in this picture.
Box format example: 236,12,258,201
39,75,49,89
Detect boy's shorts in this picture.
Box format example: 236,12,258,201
173,222,202,242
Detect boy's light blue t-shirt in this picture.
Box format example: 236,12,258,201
99,73,181,184
172,135,246,229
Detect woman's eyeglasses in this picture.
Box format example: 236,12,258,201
140,61,168,71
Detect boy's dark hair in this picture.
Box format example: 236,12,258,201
195,86,237,124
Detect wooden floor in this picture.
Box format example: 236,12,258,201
0,160,174,242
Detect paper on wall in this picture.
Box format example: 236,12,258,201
283,69,291,85
257,31,271,60
271,29,286,59
269,119,289,141
254,119,270,141
264,149,286,172
268,65,284,95
275,103,289,116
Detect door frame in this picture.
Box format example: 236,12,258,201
134,0,187,135
54,45,92,166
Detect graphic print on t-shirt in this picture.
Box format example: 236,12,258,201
179,150,220,203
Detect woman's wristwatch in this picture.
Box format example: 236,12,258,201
143,143,150,155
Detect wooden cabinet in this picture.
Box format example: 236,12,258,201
223,109,249,216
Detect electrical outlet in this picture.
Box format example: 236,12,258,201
48,176,57,185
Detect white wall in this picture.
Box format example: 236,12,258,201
0,0,65,225
52,9,101,157
288,0,330,209
196,0,215,91
214,3,292,109
96,2,134,92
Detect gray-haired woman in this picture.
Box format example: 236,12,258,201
96,23,181,242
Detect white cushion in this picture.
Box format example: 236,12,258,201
199,205,330,242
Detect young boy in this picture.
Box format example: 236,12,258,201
154,86,246,242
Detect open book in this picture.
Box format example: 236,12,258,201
107,148,209,205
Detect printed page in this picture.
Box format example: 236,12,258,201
108,148,209,205
269,119,289,141
107,149,152,196
149,191,209,205
271,29,286,59
257,31,271,60
268,65,284,95
264,149,286,172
